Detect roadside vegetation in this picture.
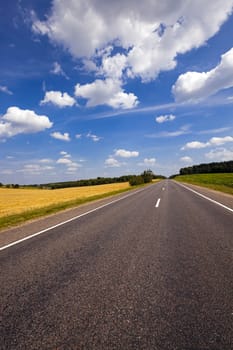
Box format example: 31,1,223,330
129,170,165,186
179,160,233,175
0,183,134,230
0,170,165,230
174,173,233,195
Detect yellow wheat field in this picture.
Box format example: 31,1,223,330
0,183,130,217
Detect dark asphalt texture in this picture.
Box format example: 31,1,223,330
0,180,233,349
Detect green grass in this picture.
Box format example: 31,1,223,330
0,185,146,231
174,173,233,195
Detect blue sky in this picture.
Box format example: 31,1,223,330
0,0,233,184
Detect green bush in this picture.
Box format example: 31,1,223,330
129,176,144,186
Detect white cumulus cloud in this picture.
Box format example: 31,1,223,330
75,79,138,109
51,132,71,141
139,158,156,166
18,164,54,175
0,106,52,139
182,141,208,150
182,136,233,150
173,47,233,102
115,149,139,158
205,147,233,161
86,132,102,142
155,114,176,123
60,151,71,158
56,158,72,164
41,91,76,107
209,136,233,145
57,154,82,172
104,157,121,167
32,0,233,82
180,156,193,163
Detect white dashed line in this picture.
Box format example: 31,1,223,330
155,198,161,208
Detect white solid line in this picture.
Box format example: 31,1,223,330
0,187,147,252
155,198,161,208
175,182,233,213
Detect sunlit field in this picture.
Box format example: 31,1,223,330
0,182,130,217
174,173,233,195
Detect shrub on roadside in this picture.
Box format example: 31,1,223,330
129,176,144,186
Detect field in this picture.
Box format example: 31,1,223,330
0,182,131,230
174,173,233,195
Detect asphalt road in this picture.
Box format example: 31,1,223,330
0,180,233,349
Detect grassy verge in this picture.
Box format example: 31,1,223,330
0,185,145,231
174,173,233,195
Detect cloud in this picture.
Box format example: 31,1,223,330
39,158,54,163
51,62,69,79
75,79,138,109
115,149,139,158
138,158,156,166
180,156,193,163
0,169,14,175
18,164,54,175
101,53,127,80
144,158,156,166
32,0,233,82
0,85,13,95
209,136,233,145
147,125,191,138
104,157,121,167
173,47,233,102
182,136,233,149
66,165,81,173
75,134,82,139
56,157,72,164
82,59,99,73
155,114,176,123
182,141,207,150
57,153,82,173
60,151,71,157
41,91,76,107
86,132,101,142
205,147,233,161
198,127,231,135
0,106,52,139
50,132,71,141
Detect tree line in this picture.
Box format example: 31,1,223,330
0,170,165,189
41,175,135,189
42,170,165,189
179,161,233,175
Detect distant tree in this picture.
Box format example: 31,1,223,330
129,175,144,186
141,169,154,183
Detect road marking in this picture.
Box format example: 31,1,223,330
162,187,165,191
155,198,161,208
176,182,233,213
0,186,150,252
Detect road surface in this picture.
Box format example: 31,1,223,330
0,180,233,349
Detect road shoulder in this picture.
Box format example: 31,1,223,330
174,180,233,210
